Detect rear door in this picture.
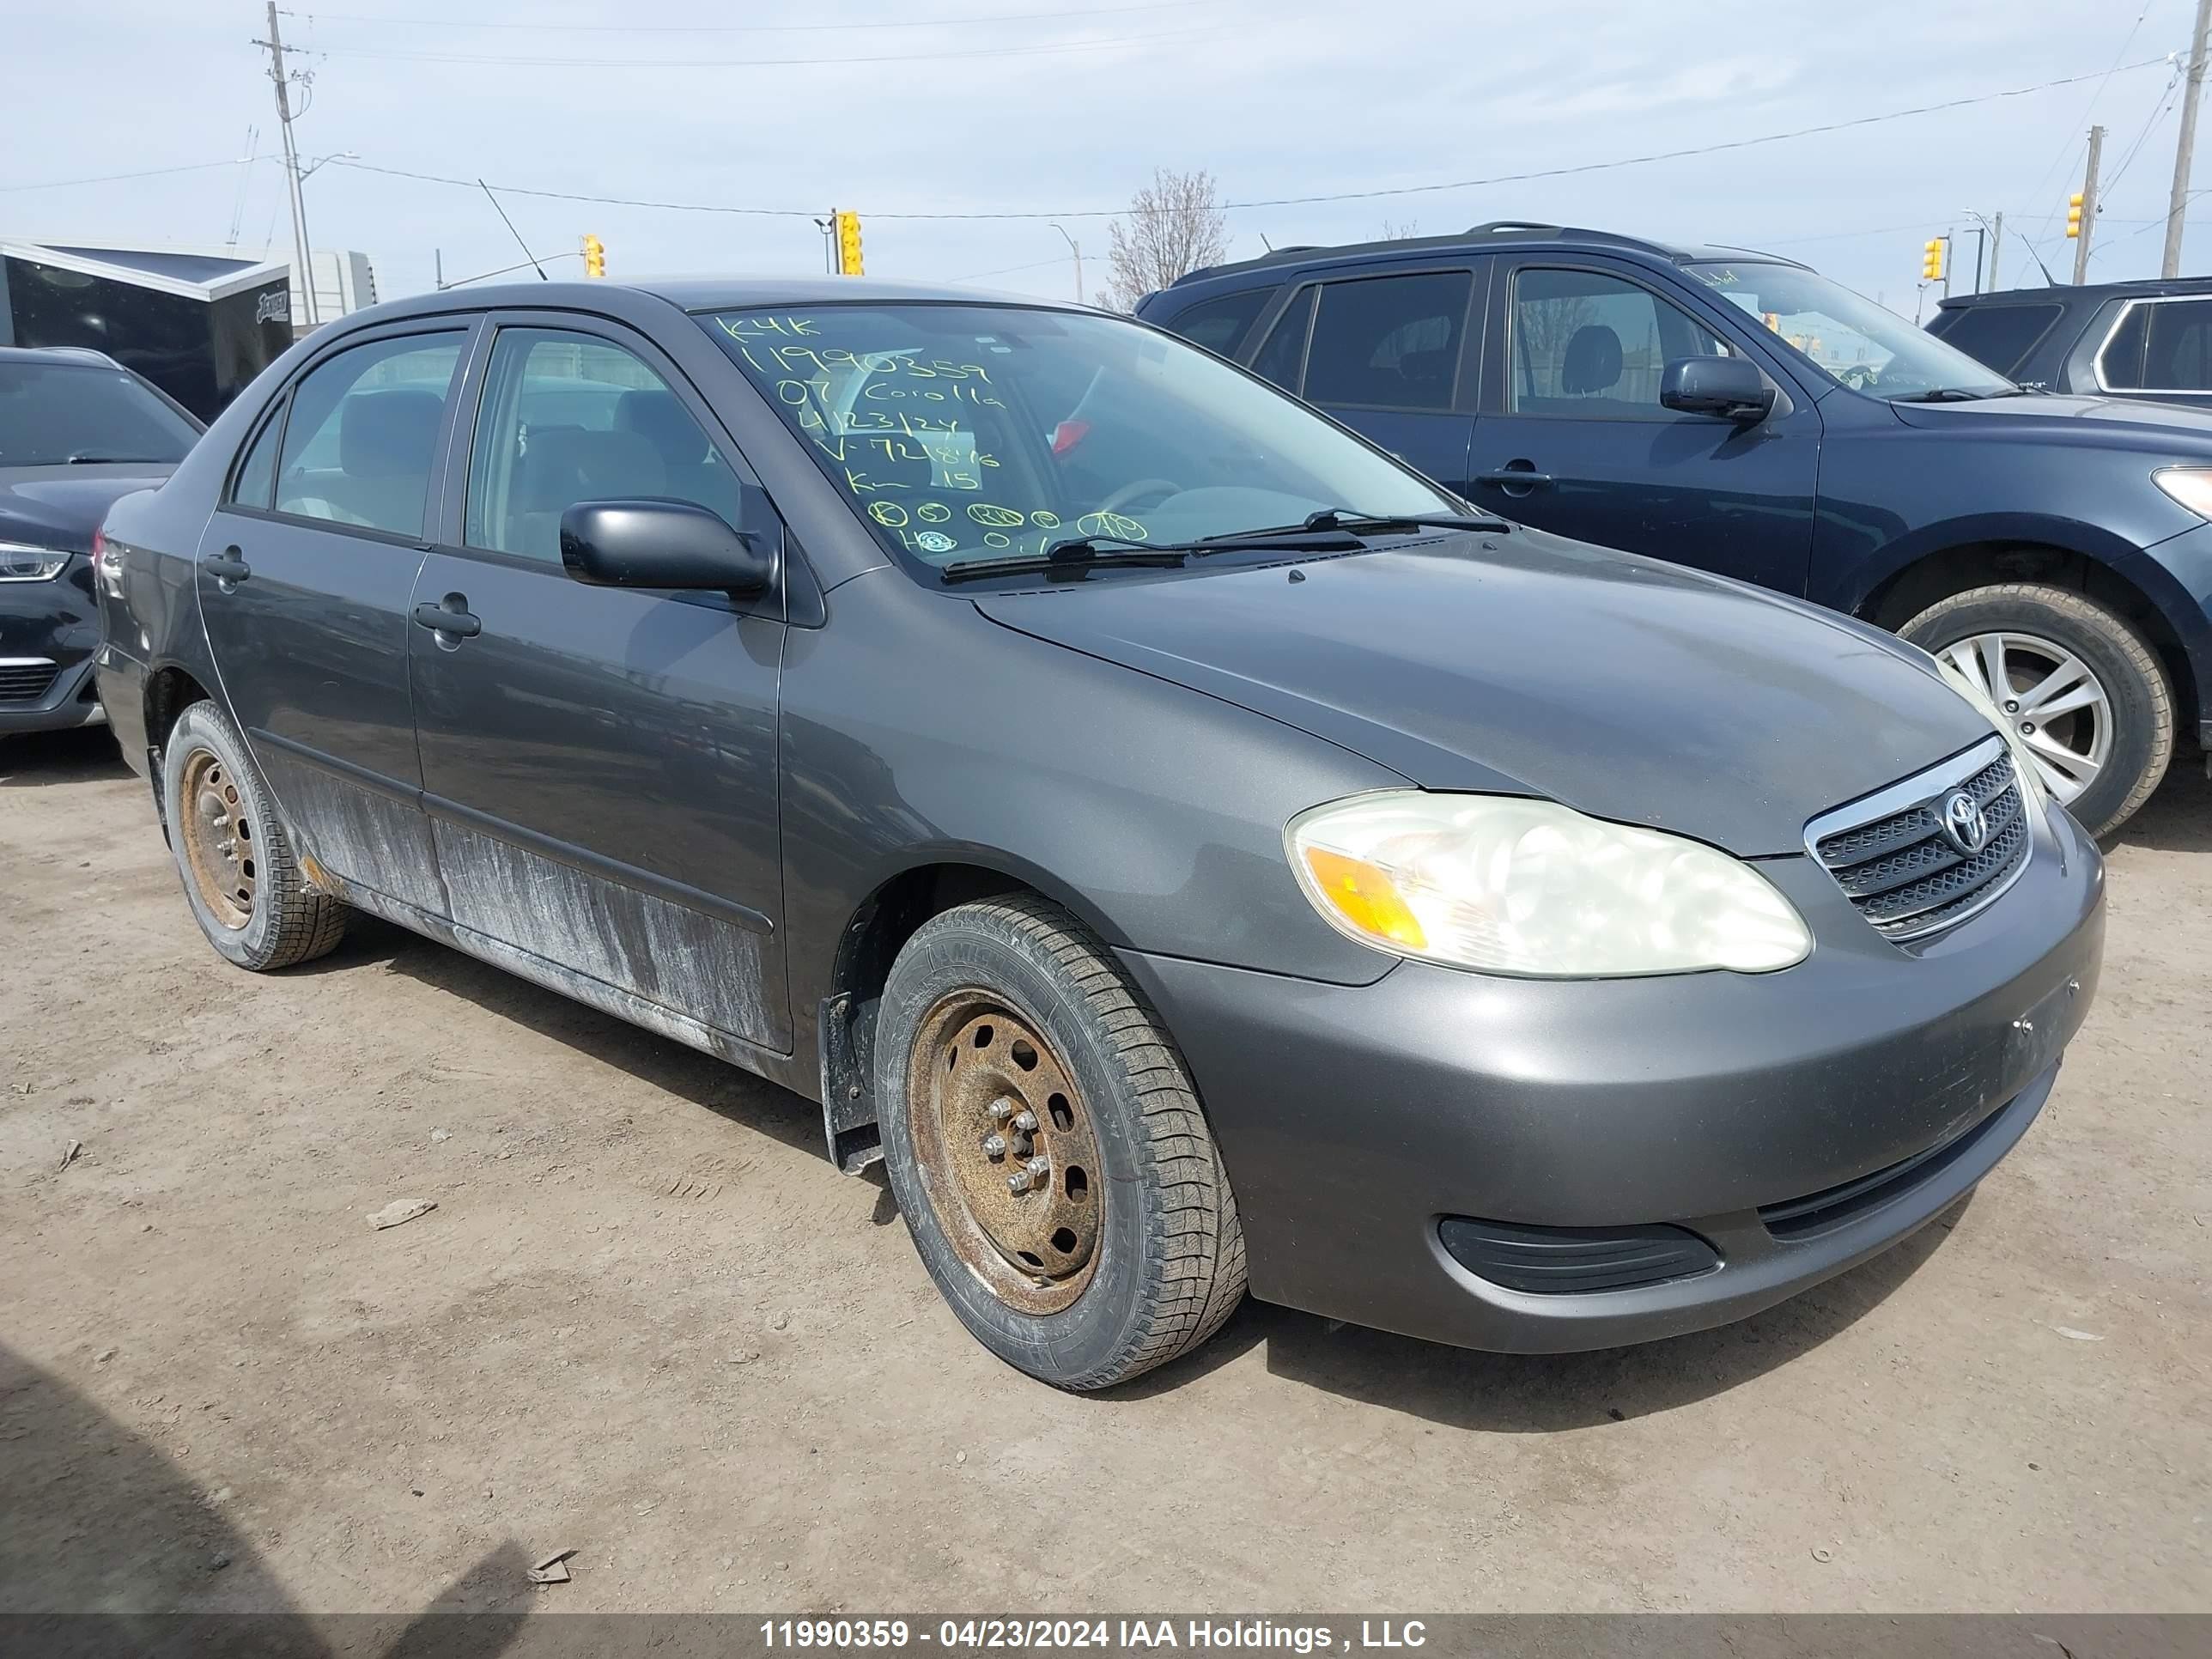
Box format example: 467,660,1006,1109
1468,258,1820,595
2091,293,2212,408
406,312,793,1054
194,322,472,914
1243,264,1483,493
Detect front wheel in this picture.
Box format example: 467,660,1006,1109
1899,582,2174,838
875,895,1245,1390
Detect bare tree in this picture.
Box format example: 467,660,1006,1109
1096,167,1231,311
1378,217,1420,240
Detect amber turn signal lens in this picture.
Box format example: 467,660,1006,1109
1301,847,1427,950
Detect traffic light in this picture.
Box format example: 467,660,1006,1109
835,210,863,276
2066,192,2084,240
1922,237,1946,282
582,234,605,278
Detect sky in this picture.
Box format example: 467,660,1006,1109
6,0,2211,318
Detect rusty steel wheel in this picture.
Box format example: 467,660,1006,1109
161,701,347,972
905,993,1103,1315
176,745,258,930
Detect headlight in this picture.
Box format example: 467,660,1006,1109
1932,654,2051,809
2153,465,2212,519
1286,792,1812,977
0,542,71,582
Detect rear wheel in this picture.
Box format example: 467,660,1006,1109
161,701,346,970
1899,582,2173,838
876,894,1244,1390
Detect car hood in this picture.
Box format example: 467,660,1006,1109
1888,389,2212,446
0,464,177,555
973,528,1991,857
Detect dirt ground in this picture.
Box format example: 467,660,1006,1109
2,724,2206,1619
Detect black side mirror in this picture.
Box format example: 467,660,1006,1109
1660,356,1776,424
558,498,777,595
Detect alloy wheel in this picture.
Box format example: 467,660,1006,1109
1936,630,2112,805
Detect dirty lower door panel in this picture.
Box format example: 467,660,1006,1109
405,547,791,1052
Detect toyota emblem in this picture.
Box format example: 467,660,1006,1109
1940,789,1989,855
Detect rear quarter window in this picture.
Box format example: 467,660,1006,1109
1160,288,1274,358
1929,303,2062,379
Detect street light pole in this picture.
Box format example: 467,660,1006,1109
1049,223,1083,305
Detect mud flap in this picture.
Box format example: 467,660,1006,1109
819,991,883,1174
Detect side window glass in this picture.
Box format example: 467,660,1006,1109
1304,271,1472,410
465,327,744,562
2142,299,2212,390
1509,268,1729,418
1933,304,2061,379
2100,305,2148,388
1164,288,1273,357
1252,287,1315,392
228,397,285,508
274,333,465,536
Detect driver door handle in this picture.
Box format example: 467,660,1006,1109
1475,470,1554,490
412,601,481,639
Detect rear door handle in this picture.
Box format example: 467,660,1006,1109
1474,470,1554,491
412,601,481,639
201,547,252,585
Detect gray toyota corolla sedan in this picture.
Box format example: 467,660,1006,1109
93,278,2104,1389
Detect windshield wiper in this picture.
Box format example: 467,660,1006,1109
939,528,1360,585
1887,387,2020,404
1194,508,1510,542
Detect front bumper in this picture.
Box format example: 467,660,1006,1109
1120,799,2106,1354
1,559,104,735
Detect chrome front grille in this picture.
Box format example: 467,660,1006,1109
1807,738,2032,942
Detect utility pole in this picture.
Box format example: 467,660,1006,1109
2073,125,2105,286
255,2,318,325
2164,0,2212,278
1050,223,1083,305
1990,210,2003,290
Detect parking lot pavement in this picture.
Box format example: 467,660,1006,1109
1,724,2205,1616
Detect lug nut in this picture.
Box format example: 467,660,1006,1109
1006,1172,1030,1194
1025,1156,1049,1180
988,1098,1016,1125
2003,699,2020,714
1012,1109,1038,1133
981,1133,1007,1160
2020,721,2036,734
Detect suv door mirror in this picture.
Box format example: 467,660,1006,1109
1660,356,1775,423
558,499,777,595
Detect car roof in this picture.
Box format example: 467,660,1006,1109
0,344,124,368
1937,275,2212,310
1156,221,1807,294
349,276,1095,328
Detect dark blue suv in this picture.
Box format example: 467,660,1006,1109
1139,222,2212,837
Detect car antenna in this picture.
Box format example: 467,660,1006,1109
478,178,549,281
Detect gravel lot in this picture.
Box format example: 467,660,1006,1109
3,725,2206,1617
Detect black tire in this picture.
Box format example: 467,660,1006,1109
161,701,347,971
1899,581,2174,839
875,894,1245,1390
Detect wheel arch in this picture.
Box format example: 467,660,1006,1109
140,663,218,825
1850,532,2199,742
812,854,1133,1175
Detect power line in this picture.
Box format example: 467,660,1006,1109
2021,0,2156,224
0,160,243,193
324,55,2181,222
295,24,1218,69
276,2,1198,33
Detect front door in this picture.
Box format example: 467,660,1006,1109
1468,259,1820,595
407,317,792,1053
194,324,471,913
1249,266,1482,493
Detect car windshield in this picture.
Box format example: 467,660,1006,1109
701,302,1458,569
0,361,199,466
1685,262,2016,400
